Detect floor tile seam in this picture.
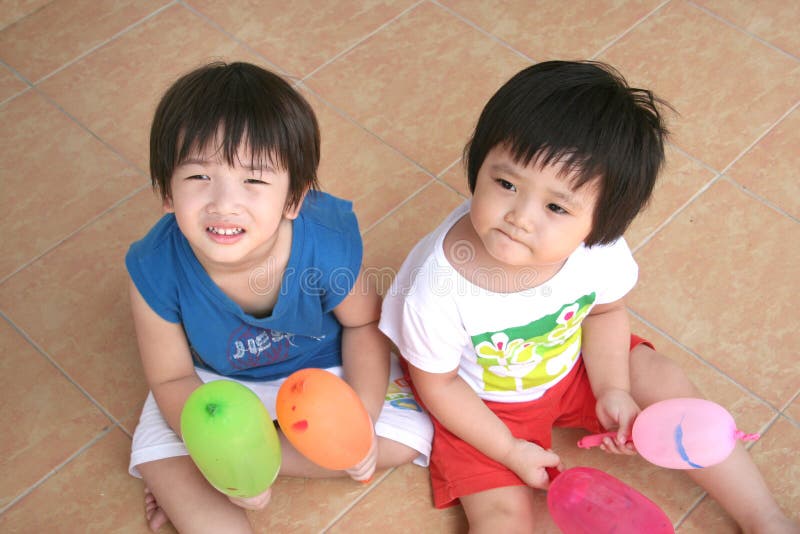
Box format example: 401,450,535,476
319,467,396,532
686,0,800,63
0,183,150,286
0,59,33,105
361,178,436,236
0,425,114,516
177,1,288,77
630,170,722,255
29,83,148,175
429,0,534,64
300,0,426,83
673,490,709,530
778,410,800,430
26,1,178,87
718,100,800,178
296,80,441,179
779,389,800,419
722,175,799,224
0,311,125,430
626,308,785,413
433,156,470,198
590,0,672,60
0,1,52,33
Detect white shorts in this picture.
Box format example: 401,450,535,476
129,355,432,477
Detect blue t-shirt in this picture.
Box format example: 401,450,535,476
126,191,362,381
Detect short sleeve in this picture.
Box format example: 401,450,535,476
301,192,364,313
380,260,470,374
593,237,638,304
125,232,181,323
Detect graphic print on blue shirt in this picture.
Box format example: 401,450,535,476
227,326,297,369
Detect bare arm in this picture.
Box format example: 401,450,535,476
581,298,639,448
333,269,390,423
129,278,201,434
408,363,560,489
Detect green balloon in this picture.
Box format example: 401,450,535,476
180,380,281,498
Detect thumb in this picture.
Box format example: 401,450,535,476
544,448,561,467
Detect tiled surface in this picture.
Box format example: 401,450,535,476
1,1,797,532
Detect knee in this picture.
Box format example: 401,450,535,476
631,346,702,405
468,492,537,533
375,437,420,468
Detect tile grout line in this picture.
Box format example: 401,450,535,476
298,81,440,179
0,312,128,431
723,175,800,224
631,169,722,255
177,1,289,78
590,0,672,59
632,90,796,254
0,425,115,516
361,179,436,236
627,308,785,413
430,0,534,63
300,0,426,82
0,183,151,286
686,1,800,63
31,1,179,86
717,100,800,177
0,59,33,105
320,467,396,532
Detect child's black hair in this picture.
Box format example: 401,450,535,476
465,60,670,246
150,61,319,209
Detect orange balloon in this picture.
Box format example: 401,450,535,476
276,368,372,470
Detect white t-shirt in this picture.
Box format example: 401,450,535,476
379,201,638,403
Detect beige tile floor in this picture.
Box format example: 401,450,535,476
1,0,798,532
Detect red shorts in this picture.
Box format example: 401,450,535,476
407,334,654,509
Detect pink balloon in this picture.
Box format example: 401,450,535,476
578,398,760,469
547,467,674,534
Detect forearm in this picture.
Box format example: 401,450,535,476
150,373,204,435
341,321,390,422
409,365,517,463
581,302,631,396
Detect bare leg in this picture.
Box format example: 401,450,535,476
139,432,420,531
275,430,420,477
138,456,253,534
460,485,539,534
629,345,798,534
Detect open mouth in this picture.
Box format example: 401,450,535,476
207,226,244,236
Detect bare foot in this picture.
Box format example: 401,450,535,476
144,487,170,532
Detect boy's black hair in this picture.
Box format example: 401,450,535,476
150,61,319,209
465,60,670,246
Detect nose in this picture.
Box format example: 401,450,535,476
505,202,534,233
207,178,241,215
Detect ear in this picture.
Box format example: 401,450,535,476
162,196,174,213
283,189,309,220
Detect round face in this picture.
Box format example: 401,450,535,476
165,143,301,274
469,145,598,275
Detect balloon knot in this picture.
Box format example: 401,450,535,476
734,430,760,442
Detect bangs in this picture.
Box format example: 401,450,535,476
150,62,319,208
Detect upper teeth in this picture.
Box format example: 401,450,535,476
208,227,243,235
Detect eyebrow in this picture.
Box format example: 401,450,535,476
489,162,585,209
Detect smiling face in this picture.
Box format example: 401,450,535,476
165,139,303,272
469,145,598,271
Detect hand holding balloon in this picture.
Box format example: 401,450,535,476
578,398,759,469
180,380,282,499
276,369,373,474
